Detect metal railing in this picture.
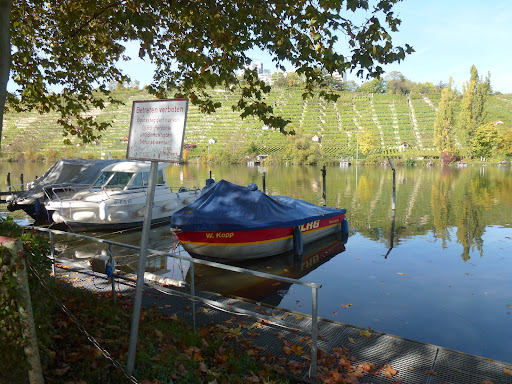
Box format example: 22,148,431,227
30,225,323,378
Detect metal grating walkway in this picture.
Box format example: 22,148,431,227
149,289,512,384
57,261,512,384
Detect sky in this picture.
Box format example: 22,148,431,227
116,0,512,94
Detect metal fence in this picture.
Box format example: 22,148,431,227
31,225,323,378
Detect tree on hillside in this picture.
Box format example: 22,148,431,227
414,81,436,95
356,127,379,155
0,0,413,149
434,78,457,158
283,131,321,164
385,71,412,95
497,126,512,158
455,65,492,157
357,77,386,94
470,121,498,159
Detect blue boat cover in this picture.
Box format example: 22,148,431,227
171,179,346,231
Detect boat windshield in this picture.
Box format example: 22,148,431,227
128,171,165,188
92,171,135,189
92,172,114,187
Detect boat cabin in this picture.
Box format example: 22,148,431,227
92,161,167,190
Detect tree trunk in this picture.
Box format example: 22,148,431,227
0,0,13,150
0,237,44,384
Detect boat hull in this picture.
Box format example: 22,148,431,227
47,188,200,231
176,213,346,260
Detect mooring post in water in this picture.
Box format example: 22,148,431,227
388,159,396,210
321,165,326,206
20,174,24,191
262,172,266,194
7,172,11,192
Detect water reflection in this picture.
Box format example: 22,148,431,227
2,162,512,361
189,234,346,306
55,224,347,308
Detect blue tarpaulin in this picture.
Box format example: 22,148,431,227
170,179,346,232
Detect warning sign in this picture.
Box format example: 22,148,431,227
126,99,188,162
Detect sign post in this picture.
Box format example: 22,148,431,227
126,99,188,375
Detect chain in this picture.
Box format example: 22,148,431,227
28,262,139,384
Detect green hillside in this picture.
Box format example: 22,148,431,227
2,89,512,162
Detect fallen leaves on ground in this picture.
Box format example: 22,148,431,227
45,285,403,384
317,346,400,383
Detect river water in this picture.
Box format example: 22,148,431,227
1,161,511,363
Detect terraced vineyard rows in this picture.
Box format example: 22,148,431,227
3,89,511,160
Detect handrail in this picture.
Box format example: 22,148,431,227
42,183,91,202
32,226,322,289
28,225,322,377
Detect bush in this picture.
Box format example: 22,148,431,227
44,148,62,163
441,151,460,164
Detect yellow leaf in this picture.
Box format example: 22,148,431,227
228,326,242,336
397,272,408,276
504,368,512,376
154,329,164,338
340,304,352,308
295,315,304,320
249,322,263,329
292,345,305,355
348,337,355,343
359,330,372,338
383,364,398,378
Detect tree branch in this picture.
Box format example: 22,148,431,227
69,1,124,38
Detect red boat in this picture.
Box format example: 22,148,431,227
171,180,349,260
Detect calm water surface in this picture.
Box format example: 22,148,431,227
1,162,511,363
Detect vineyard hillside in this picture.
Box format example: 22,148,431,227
3,89,512,161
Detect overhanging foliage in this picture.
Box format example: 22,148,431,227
1,0,413,148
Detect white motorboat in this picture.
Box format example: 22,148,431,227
45,161,201,231
6,158,122,222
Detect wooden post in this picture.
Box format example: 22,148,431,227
20,174,24,191
388,159,396,210
321,165,326,206
262,172,266,194
7,172,11,192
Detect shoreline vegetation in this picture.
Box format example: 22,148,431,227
2,84,512,166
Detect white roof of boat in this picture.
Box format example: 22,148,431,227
100,161,169,173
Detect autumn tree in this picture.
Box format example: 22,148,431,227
497,125,512,157
356,127,379,155
433,78,457,158
455,65,492,157
470,121,499,159
0,0,413,149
